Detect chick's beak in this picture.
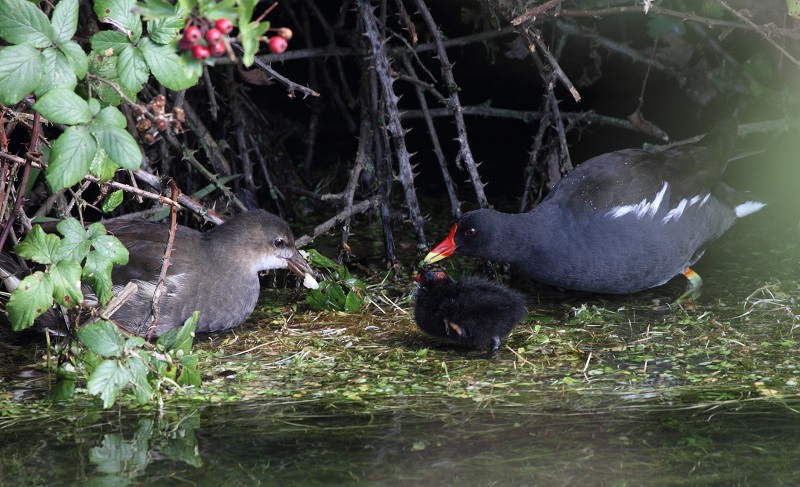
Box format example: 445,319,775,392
421,223,458,265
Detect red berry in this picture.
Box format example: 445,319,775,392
177,37,193,51
215,18,234,35
183,26,202,44
209,41,226,57
205,28,222,45
268,36,288,54
192,44,210,60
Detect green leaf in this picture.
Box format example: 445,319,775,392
102,189,125,213
51,0,79,43
177,354,201,386
93,126,142,170
59,40,89,79
94,0,143,41
78,320,125,357
83,255,114,305
95,106,127,128
49,364,77,402
15,225,61,264
33,88,92,125
88,98,101,116
35,48,78,97
87,51,138,106
90,148,120,182
90,234,130,267
6,271,54,331
46,126,97,190
138,37,199,91
127,355,154,404
344,290,362,313
0,0,55,47
303,249,339,269
117,45,149,91
90,30,130,54
0,44,45,105
203,0,236,22
136,0,182,19
157,311,198,356
86,359,131,408
55,217,91,262
50,259,83,307
146,13,186,44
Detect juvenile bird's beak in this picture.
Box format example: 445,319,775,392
287,251,319,289
422,223,458,265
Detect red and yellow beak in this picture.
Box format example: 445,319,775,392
422,223,458,265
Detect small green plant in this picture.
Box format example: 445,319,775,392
303,250,367,313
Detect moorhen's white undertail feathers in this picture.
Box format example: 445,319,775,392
423,118,765,294
414,271,527,352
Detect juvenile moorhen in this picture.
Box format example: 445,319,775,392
414,271,527,352
423,118,765,295
3,209,318,336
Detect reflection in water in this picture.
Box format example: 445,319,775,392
3,397,800,485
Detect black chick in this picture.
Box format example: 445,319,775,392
414,271,527,353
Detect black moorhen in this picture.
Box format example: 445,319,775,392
414,271,527,352
2,209,318,336
423,118,765,295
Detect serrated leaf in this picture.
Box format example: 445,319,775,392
50,258,83,307
7,271,54,331
14,225,61,264
138,37,199,90
33,88,92,124
177,354,201,386
94,106,127,128
83,254,114,305
78,320,125,357
0,44,45,105
86,221,108,240
146,13,186,44
90,148,120,182
55,217,91,262
117,45,149,91
344,290,362,313
59,40,89,79
137,0,182,19
35,48,78,97
93,126,142,170
87,52,138,106
46,126,97,190
51,0,79,43
125,336,146,349
88,98,101,116
203,0,236,22
89,30,130,54
94,0,143,41
0,0,55,47
127,355,154,404
86,359,131,408
102,189,125,213
90,234,130,266
157,311,198,356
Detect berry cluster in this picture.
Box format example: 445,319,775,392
135,95,186,145
178,18,234,60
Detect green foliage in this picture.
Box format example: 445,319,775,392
304,250,367,313
7,219,129,330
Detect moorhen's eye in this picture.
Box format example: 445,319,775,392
464,227,477,237
274,238,285,248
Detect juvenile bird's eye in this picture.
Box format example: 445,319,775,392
274,238,285,248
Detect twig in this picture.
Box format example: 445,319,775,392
0,110,39,251
511,0,564,26
131,170,225,224
295,197,383,248
715,0,800,69
232,43,320,98
146,179,180,341
359,0,428,245
401,55,461,218
201,65,219,121
414,0,489,209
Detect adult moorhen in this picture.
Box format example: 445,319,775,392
414,270,527,352
423,118,765,295
2,209,318,336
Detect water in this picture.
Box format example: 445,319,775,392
1,146,799,486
